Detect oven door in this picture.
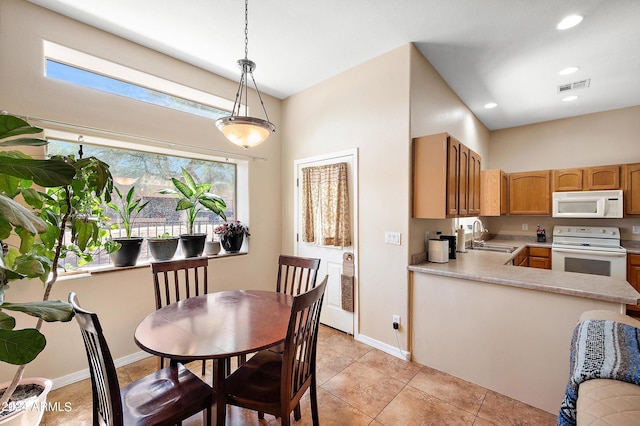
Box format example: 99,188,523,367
551,247,627,280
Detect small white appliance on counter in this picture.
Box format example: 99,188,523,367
552,190,623,218
428,239,449,263
552,226,627,280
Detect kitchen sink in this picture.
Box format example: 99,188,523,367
470,244,518,253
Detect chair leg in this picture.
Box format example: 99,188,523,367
294,402,301,420
204,404,212,426
310,380,319,426
201,359,206,376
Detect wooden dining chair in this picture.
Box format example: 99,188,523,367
69,292,213,426
276,254,321,296
223,275,328,426
151,257,209,373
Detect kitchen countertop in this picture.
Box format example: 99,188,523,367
408,240,640,305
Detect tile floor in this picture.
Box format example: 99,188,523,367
42,325,558,425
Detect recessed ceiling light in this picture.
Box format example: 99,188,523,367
559,66,580,75
557,15,584,30
484,102,497,109
562,95,579,102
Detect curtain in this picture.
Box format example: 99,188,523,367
301,162,351,246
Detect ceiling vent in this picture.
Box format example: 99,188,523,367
557,78,591,93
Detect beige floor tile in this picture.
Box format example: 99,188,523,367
357,349,421,384
376,385,476,426
295,387,373,426
408,365,488,415
477,390,557,426
321,362,406,418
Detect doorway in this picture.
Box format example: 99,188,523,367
294,149,358,335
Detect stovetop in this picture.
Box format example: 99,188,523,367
552,226,626,253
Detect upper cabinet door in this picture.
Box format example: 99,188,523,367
468,149,481,216
585,165,620,190
457,143,469,216
624,163,640,215
509,170,551,215
447,137,461,216
553,168,583,191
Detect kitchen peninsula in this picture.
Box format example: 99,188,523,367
408,244,640,415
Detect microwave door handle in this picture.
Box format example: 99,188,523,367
552,248,626,257
596,199,605,217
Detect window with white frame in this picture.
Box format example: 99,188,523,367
47,138,237,270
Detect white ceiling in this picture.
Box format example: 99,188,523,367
29,0,640,130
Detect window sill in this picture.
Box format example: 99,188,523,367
56,252,247,280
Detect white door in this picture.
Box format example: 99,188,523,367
294,150,358,335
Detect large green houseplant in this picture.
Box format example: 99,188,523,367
0,114,115,417
107,186,149,266
159,167,227,257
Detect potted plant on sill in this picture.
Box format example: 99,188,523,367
0,114,116,424
147,232,180,261
107,186,149,267
159,167,227,258
214,220,250,254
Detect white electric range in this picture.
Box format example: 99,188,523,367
552,226,627,280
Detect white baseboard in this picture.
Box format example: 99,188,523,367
51,351,153,390
355,333,411,361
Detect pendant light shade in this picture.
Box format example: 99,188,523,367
216,0,275,149
216,115,275,149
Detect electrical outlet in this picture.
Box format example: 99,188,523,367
633,226,640,235
522,224,528,231
385,232,401,245
392,315,401,330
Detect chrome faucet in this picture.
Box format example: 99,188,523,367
472,219,487,248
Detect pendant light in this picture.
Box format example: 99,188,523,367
216,0,275,149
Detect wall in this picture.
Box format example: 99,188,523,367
488,106,640,172
409,46,491,257
0,0,283,383
281,44,412,353
282,43,490,355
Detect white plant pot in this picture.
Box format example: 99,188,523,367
0,377,52,426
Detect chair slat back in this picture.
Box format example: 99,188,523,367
281,276,328,403
276,255,321,295
151,257,209,309
69,292,123,426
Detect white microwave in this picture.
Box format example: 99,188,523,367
552,190,624,218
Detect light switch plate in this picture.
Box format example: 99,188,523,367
385,232,401,245
633,226,640,235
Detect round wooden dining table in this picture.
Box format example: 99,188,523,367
134,289,294,426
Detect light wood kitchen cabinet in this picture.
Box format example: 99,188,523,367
529,247,551,269
553,165,620,191
513,248,529,267
481,169,508,216
624,163,640,215
508,170,551,215
453,139,468,216
413,133,481,218
627,254,640,313
468,149,481,216
584,165,620,190
553,168,583,191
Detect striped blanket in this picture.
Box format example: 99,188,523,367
557,319,640,426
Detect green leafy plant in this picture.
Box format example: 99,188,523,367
107,186,149,239
154,232,175,239
0,114,115,408
159,167,227,234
